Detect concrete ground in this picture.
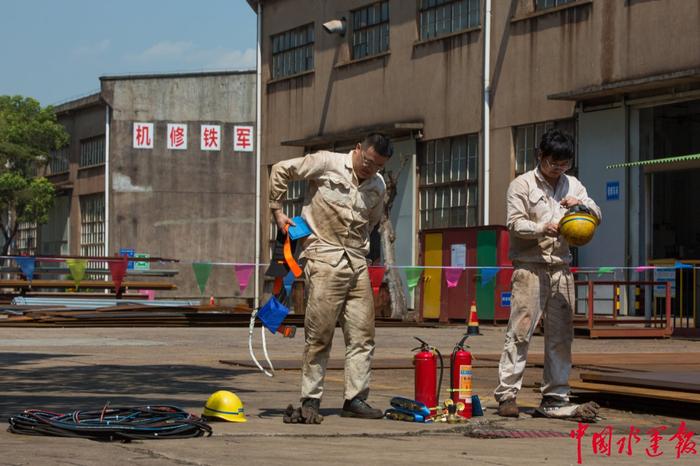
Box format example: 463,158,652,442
1,325,698,466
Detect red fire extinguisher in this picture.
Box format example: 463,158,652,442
413,337,443,413
450,334,472,418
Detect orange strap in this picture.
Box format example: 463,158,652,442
283,225,303,278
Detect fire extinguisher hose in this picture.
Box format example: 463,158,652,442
434,347,444,407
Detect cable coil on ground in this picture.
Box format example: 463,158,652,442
8,405,212,441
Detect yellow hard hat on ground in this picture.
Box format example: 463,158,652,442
202,390,247,422
559,206,599,246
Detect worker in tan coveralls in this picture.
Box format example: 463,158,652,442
270,133,392,424
495,129,602,420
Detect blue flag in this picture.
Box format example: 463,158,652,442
16,257,36,282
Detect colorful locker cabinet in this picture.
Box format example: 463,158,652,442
419,226,513,322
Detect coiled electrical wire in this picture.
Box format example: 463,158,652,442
8,405,212,441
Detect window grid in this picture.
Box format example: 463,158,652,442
514,119,576,176
419,0,480,41
80,194,106,272
271,23,315,80
79,135,105,167
48,146,70,174
352,1,390,60
536,0,575,10
419,134,479,229
15,222,37,256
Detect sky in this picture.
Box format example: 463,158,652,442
0,1,257,106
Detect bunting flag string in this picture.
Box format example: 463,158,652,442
192,262,213,295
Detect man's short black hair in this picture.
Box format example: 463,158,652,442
363,133,393,158
539,128,574,161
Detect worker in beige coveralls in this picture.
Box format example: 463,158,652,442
495,129,602,419
270,133,392,423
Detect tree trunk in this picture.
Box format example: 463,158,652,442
379,159,410,320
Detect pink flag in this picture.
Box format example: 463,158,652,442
235,264,255,292
445,267,463,288
635,265,655,272
368,266,385,295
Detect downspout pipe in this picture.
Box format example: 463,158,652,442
482,0,491,225
254,1,262,309
104,105,110,258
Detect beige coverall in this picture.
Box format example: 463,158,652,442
494,168,601,403
269,150,385,402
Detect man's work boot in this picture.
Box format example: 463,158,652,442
497,398,519,418
300,398,323,424
341,398,384,419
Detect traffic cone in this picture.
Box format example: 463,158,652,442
467,300,480,336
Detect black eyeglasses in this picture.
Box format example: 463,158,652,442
360,150,384,171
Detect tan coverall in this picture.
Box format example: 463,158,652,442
494,168,601,403
269,150,385,402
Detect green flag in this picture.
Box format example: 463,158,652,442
192,262,213,295
404,267,423,290
597,266,615,276
66,259,87,289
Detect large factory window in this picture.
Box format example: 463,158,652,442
351,1,389,60
418,0,480,41
419,134,479,229
271,23,315,79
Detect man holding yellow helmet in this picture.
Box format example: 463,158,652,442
495,128,602,421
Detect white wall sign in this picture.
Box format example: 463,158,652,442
133,122,154,149
167,123,187,150
234,125,254,152
201,124,221,151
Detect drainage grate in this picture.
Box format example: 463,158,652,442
465,429,568,439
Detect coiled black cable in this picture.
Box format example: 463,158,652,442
8,405,212,441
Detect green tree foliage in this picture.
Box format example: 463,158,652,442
0,95,68,254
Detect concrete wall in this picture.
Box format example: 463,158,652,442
101,72,257,300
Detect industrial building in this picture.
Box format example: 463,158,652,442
16,71,257,300
248,0,700,331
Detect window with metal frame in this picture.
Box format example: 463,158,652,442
80,194,105,272
48,146,70,174
351,1,390,60
513,119,575,176
79,135,105,168
419,134,479,229
271,23,315,80
419,0,480,41
536,0,575,10
14,222,37,256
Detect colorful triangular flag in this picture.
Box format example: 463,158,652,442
368,266,385,295
445,267,463,288
404,267,423,291
480,267,499,286
108,258,128,292
235,264,254,292
66,259,87,289
15,256,36,282
192,262,213,295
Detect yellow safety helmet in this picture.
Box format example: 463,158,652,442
202,390,247,423
559,206,598,246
